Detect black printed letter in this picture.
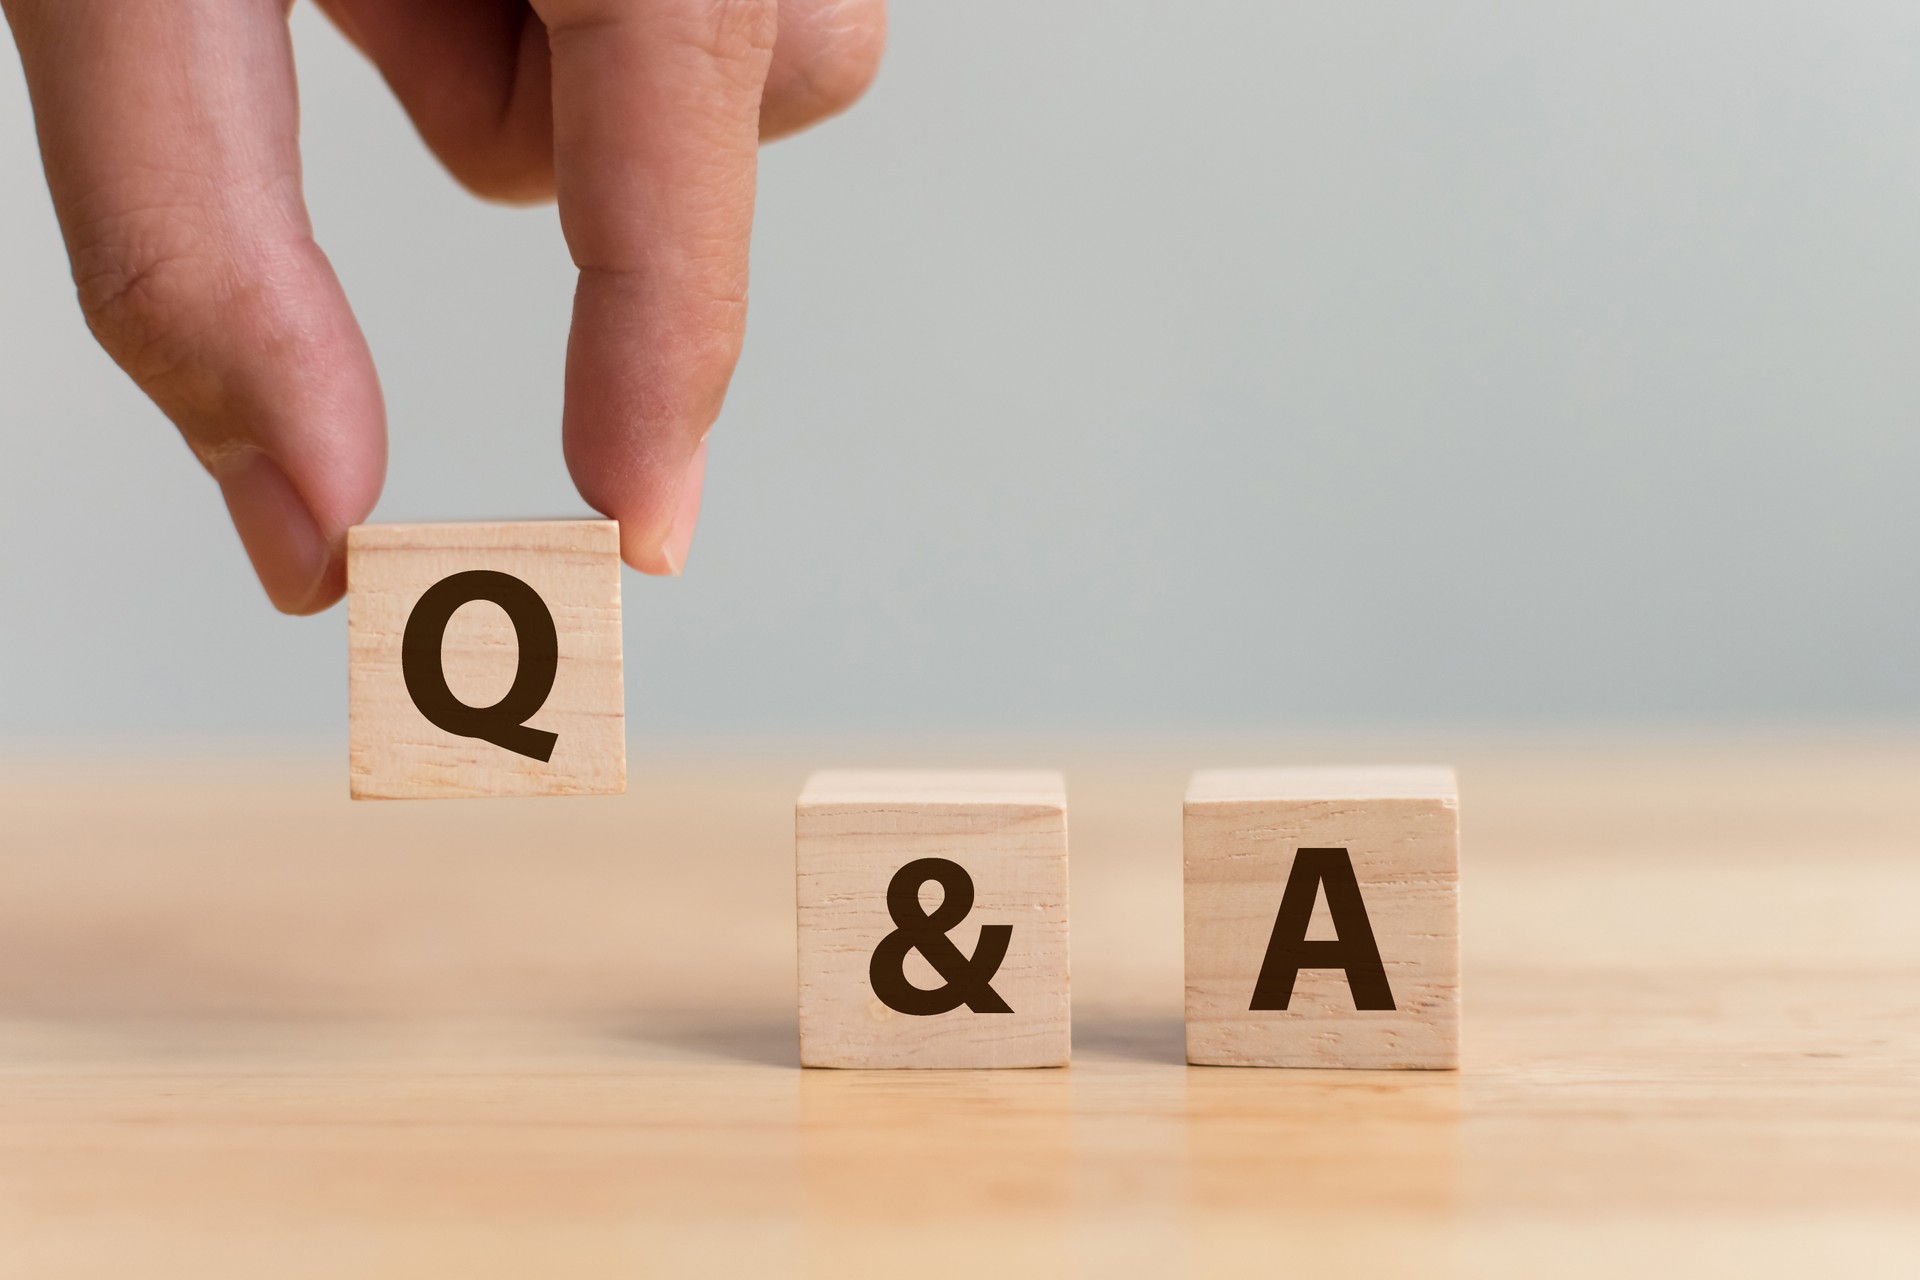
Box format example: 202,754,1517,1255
1250,847,1395,1011
401,570,559,762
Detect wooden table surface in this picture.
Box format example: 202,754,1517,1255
2,740,1917,1277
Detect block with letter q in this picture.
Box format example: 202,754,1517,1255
346,520,625,800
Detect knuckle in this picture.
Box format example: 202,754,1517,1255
665,0,778,68
417,33,557,205
544,0,777,69
779,0,886,120
439,141,557,206
66,203,318,451
72,221,228,397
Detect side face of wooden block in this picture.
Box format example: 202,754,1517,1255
347,521,625,800
1184,767,1459,1069
796,771,1070,1069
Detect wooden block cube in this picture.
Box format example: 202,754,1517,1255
796,771,1071,1069
1184,766,1459,1069
347,521,625,800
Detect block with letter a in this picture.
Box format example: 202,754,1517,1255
796,770,1070,1068
1183,766,1459,1069
347,520,625,800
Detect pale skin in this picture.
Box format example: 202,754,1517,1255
1,0,886,611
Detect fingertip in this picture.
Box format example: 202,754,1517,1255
654,436,708,576
585,437,707,577
213,449,342,614
623,537,676,578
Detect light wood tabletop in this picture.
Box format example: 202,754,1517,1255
2,739,1917,1277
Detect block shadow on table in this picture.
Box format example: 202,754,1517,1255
1071,1010,1188,1064
606,1009,1193,1069
603,1010,800,1069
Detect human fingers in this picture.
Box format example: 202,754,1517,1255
311,0,556,202
532,0,776,574
760,0,884,140
2,0,385,612
313,0,883,202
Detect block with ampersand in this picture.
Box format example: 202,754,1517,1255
1184,766,1459,1069
347,520,625,800
796,771,1071,1069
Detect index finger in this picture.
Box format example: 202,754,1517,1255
533,0,776,574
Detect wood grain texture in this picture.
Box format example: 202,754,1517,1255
1185,766,1459,1068
1,741,1918,1277
346,521,624,799
796,770,1070,1068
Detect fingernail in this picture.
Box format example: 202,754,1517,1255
658,438,708,576
213,450,333,613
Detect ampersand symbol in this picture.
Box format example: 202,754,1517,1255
868,858,1014,1015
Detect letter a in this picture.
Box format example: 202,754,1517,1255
1250,847,1395,1011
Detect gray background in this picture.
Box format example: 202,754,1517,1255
2,2,1916,741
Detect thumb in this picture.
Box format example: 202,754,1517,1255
7,0,385,612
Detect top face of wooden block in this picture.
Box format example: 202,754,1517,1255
347,520,624,801
346,520,621,558
799,770,1068,811
1186,766,1459,807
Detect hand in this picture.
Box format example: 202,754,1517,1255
1,0,885,611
